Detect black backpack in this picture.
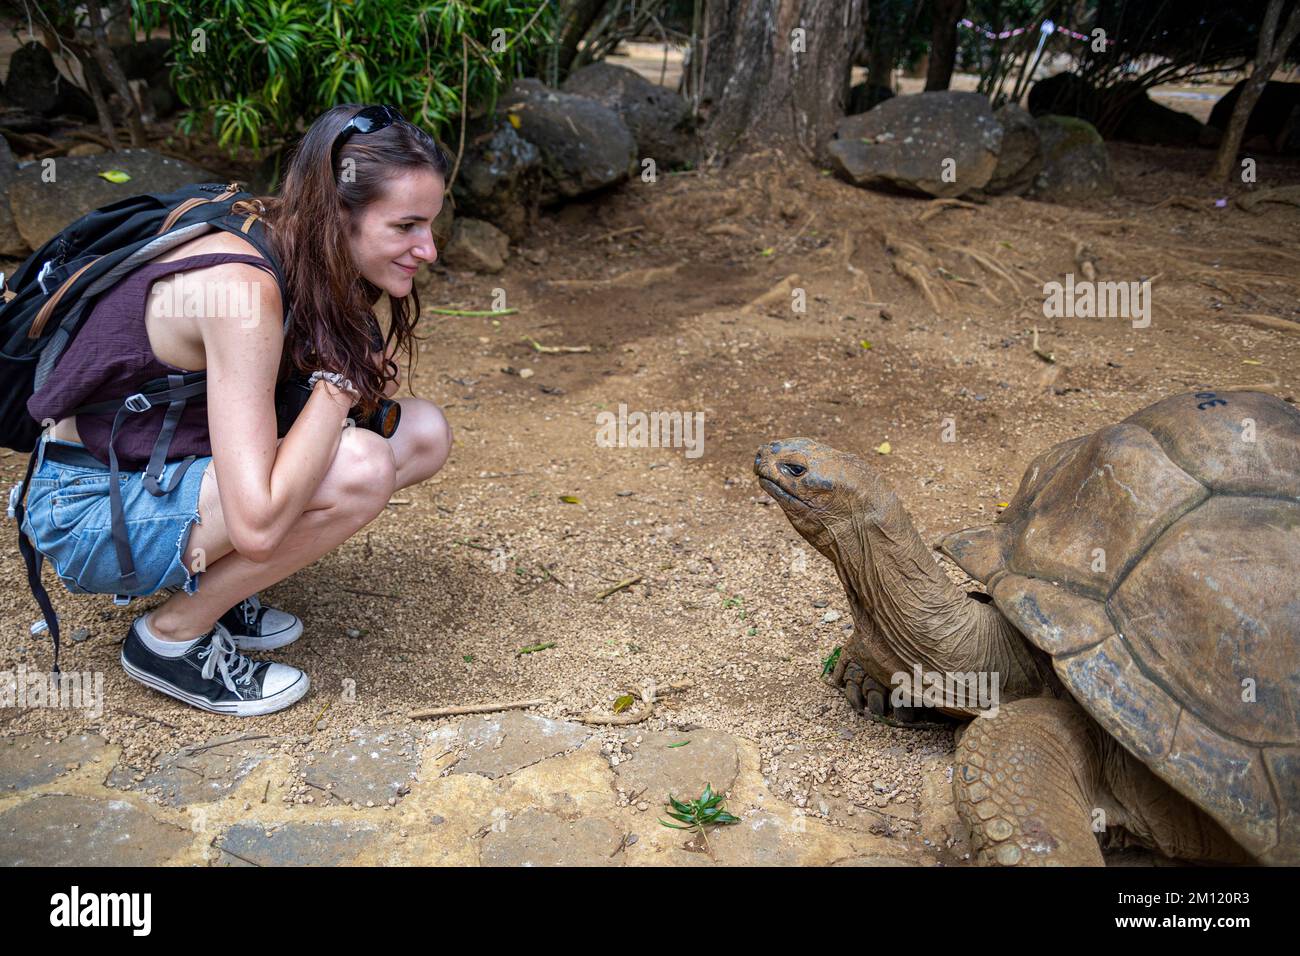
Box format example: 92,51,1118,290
1,181,293,675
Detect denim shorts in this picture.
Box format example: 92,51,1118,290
19,437,211,597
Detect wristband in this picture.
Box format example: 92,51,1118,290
307,370,360,401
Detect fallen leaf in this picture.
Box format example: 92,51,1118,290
97,170,132,183
860,340,872,349
613,694,635,714
875,441,891,455
560,495,581,504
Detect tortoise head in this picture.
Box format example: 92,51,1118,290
753,438,891,563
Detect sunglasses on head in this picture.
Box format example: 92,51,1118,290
331,104,404,168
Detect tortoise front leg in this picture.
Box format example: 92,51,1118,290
953,697,1107,865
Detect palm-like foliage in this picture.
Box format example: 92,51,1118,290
128,0,558,161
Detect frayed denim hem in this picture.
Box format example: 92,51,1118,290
175,506,203,596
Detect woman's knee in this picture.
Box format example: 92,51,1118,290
387,399,452,491
408,399,453,475
326,426,397,517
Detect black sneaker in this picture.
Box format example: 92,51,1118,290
218,593,303,651
121,618,309,716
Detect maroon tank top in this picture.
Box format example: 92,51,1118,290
27,252,278,469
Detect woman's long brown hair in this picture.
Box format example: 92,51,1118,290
239,104,449,418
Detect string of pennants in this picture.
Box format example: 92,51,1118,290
958,18,1094,43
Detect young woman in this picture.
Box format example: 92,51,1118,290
20,105,452,715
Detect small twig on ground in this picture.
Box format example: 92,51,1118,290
408,698,551,720
595,225,644,242
594,575,641,601
181,734,271,757
338,587,403,600
1073,239,1097,281
1150,195,1209,212
524,337,592,354
426,308,519,317
454,538,496,552
124,709,179,730
1032,326,1055,364
916,198,978,224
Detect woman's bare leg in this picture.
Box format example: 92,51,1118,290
147,399,450,641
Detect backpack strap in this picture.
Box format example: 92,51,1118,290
72,372,208,591
12,444,64,675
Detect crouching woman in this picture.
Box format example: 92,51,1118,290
21,105,451,715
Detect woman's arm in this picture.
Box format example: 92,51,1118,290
201,264,354,561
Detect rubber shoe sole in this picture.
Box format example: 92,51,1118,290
120,647,310,717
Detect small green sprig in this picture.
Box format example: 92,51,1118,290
821,645,842,676
659,784,740,857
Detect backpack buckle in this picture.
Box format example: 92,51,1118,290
7,482,21,520
113,594,133,606
36,260,55,295
124,393,152,413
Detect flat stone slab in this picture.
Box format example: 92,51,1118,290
214,821,380,867
612,729,741,802
0,733,107,792
0,794,189,866
480,808,624,866
107,732,281,807
302,725,420,806
445,711,590,779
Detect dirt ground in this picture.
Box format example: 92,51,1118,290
4,92,1300,864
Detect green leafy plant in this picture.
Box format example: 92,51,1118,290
821,645,842,677
659,783,740,857
129,0,558,167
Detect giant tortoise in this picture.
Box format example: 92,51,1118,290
754,389,1298,865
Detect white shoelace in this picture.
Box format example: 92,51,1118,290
239,593,263,628
196,628,258,695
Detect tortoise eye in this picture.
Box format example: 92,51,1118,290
780,463,807,478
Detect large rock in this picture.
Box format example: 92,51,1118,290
496,78,637,204
215,821,380,867
7,148,213,250
1205,80,1300,152
986,103,1041,196
562,62,696,168
301,725,421,807
1030,115,1115,202
847,82,895,116
0,136,25,256
1027,71,1096,120
827,91,1003,198
446,711,591,778
0,733,108,792
450,118,542,241
4,41,94,121
1109,84,1203,147
441,218,510,274
1030,72,1203,148
0,794,190,866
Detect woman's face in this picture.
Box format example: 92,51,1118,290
347,168,445,298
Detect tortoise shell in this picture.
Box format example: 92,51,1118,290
940,390,1300,864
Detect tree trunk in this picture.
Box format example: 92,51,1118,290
926,0,965,91
701,0,869,158
555,0,610,79
84,0,148,147
1210,0,1300,182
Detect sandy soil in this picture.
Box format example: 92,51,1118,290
3,47,1299,861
